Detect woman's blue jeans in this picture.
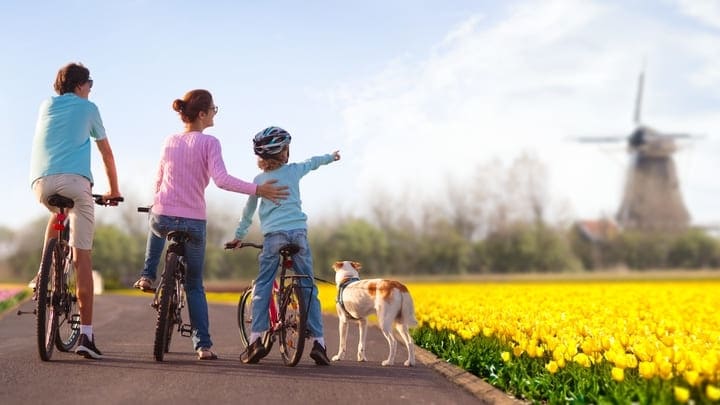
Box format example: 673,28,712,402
251,229,324,339
148,214,211,351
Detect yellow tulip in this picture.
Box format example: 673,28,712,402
639,361,656,379
546,360,559,374
684,370,699,387
501,351,511,363
673,386,690,403
611,367,624,382
706,384,720,401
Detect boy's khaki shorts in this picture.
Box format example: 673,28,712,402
32,174,94,250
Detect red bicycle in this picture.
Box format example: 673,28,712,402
226,242,310,367
19,194,122,361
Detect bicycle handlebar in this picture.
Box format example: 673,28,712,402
224,242,263,250
92,194,124,206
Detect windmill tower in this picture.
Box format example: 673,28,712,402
577,70,693,233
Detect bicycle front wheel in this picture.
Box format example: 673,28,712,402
278,285,307,366
154,253,178,361
238,286,274,353
55,244,80,352
36,238,59,361
237,286,253,348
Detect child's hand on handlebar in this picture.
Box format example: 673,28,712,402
225,239,242,249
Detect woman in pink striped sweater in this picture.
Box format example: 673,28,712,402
136,89,288,360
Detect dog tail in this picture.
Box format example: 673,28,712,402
400,291,418,327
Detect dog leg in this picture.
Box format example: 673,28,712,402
357,318,368,362
378,313,397,366
332,313,348,361
395,323,416,367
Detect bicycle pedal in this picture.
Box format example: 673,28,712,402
180,324,193,337
70,314,81,330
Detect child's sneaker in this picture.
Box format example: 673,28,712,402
310,341,330,365
75,334,103,359
241,337,267,364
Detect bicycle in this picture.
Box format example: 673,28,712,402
19,193,123,361
226,242,312,367
137,207,193,362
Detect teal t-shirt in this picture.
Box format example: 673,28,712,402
234,154,335,239
29,93,107,186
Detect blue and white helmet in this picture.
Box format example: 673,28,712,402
253,126,291,158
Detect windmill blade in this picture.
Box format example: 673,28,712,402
660,132,702,140
634,70,645,125
571,135,627,143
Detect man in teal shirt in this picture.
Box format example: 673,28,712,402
29,62,122,359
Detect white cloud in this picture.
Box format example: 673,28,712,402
674,0,720,28
330,0,720,225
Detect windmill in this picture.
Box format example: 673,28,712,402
575,70,695,233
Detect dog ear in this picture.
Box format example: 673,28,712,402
333,261,344,271
351,261,362,270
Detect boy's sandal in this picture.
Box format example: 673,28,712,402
197,348,218,360
133,277,154,292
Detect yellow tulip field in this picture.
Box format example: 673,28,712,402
318,280,720,403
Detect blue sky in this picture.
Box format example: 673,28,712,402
1,0,719,232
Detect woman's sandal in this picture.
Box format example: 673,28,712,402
133,277,154,292
197,348,218,360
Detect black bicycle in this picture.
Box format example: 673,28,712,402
138,207,192,361
20,194,122,361
226,242,311,366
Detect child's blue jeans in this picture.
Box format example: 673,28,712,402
251,229,324,340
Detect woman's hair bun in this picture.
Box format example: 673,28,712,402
172,99,186,112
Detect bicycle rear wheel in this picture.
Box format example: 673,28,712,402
55,244,80,351
278,284,307,366
154,253,178,361
36,238,59,361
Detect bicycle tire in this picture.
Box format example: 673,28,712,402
164,283,177,354
153,252,178,361
278,284,307,366
55,243,80,351
36,238,58,361
237,287,253,348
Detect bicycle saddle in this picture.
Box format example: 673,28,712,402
47,194,74,209
279,243,300,256
166,231,191,243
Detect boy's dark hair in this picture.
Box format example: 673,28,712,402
172,89,214,123
54,63,90,95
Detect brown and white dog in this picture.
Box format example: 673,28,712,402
331,260,417,366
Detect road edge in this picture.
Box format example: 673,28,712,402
414,346,526,404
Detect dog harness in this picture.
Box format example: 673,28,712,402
336,277,360,320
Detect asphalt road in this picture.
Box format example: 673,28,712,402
0,293,508,405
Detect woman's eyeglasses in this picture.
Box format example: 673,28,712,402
211,106,219,114
87,79,93,88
